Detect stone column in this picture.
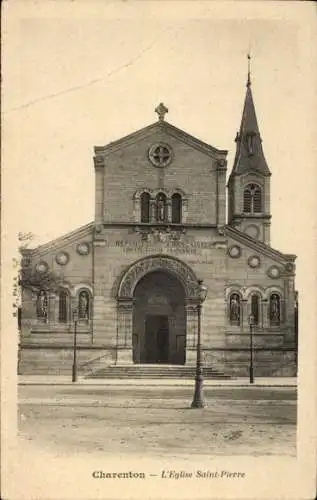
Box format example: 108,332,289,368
262,299,269,330
133,195,141,223
241,299,248,332
167,199,172,223
185,302,198,365
116,300,134,364
150,199,156,223
93,155,105,224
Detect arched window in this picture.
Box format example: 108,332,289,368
269,294,281,326
156,193,167,222
78,290,90,320
140,192,150,223
58,289,69,323
36,290,48,321
243,184,262,213
172,193,182,223
251,294,260,325
229,293,240,325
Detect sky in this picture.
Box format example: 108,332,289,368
3,1,317,291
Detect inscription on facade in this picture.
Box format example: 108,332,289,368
105,239,215,256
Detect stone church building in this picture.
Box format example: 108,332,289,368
19,76,297,377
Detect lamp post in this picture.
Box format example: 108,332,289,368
72,308,78,383
248,313,255,384
191,279,208,409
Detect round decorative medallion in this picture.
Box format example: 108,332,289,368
248,255,261,269
228,245,241,258
244,224,260,240
55,251,69,265
76,242,90,256
267,265,281,279
285,262,295,273
35,260,49,273
148,143,173,167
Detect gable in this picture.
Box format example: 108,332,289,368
94,120,228,160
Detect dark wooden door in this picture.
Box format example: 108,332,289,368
145,315,169,363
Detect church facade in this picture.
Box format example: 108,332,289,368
19,79,297,377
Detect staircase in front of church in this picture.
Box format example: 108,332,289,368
85,364,231,380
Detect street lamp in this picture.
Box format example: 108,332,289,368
248,313,255,384
191,279,208,409
72,308,78,383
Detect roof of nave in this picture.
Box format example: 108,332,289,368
224,225,297,264
23,222,94,258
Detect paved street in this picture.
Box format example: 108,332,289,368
18,384,296,458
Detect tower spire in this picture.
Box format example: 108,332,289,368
227,61,272,244
247,53,251,87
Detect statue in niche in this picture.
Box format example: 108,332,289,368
156,194,166,222
36,290,48,321
78,291,89,320
270,294,280,324
230,294,240,323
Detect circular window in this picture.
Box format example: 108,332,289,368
267,265,281,279
35,261,49,273
228,245,241,258
148,143,173,167
55,251,69,265
248,255,261,268
77,243,90,256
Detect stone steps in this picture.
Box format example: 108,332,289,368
86,365,231,380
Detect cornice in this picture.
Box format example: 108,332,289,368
94,121,228,159
224,225,297,264
30,222,94,258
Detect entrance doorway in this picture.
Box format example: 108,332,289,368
145,315,169,363
133,270,186,365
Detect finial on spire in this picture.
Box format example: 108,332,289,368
155,102,168,121
247,53,251,87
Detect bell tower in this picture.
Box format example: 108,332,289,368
227,55,271,244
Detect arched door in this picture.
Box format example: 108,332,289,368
133,271,186,364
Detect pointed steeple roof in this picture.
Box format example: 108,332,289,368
229,56,271,180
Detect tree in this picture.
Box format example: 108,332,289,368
12,233,63,327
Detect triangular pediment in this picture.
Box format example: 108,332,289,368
94,120,228,159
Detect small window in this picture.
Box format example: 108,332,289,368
156,193,167,222
78,290,90,320
58,290,69,323
251,294,260,325
140,192,150,223
229,293,240,325
253,188,262,213
246,133,255,155
270,294,281,326
243,184,262,213
172,193,182,223
243,189,252,213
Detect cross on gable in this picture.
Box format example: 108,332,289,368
155,102,168,121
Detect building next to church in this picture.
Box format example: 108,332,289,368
18,74,297,378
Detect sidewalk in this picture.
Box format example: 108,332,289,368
18,375,297,387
